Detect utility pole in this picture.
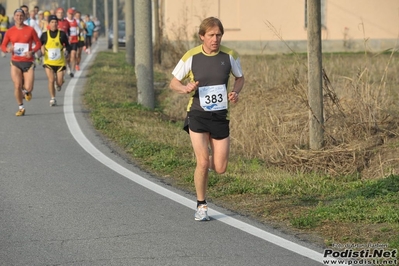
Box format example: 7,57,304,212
112,0,118,53
125,0,134,65
104,0,109,43
93,0,96,19
307,0,324,150
134,0,154,109
153,0,161,64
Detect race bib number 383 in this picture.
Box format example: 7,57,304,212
198,84,228,111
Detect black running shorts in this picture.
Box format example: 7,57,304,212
68,43,79,52
11,61,35,72
184,110,230,140
43,64,66,73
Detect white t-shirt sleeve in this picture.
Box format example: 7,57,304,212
230,55,244,78
171,56,193,81
29,19,42,38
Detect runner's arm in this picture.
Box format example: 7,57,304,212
32,28,42,53
40,32,47,45
228,76,245,104
60,31,71,51
170,77,199,94
40,33,47,54
1,31,10,53
232,76,245,95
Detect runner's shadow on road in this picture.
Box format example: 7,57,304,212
22,106,66,116
209,213,242,221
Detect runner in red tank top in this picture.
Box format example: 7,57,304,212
65,8,78,77
55,7,72,77
56,8,69,34
0,8,42,116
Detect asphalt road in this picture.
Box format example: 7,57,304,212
0,41,327,266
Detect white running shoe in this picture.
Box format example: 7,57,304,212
49,98,57,106
66,65,71,75
194,204,210,221
54,81,61,92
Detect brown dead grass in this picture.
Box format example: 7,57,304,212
157,51,399,248
87,51,399,250
162,51,399,179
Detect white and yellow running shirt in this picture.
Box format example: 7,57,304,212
0,14,9,32
43,30,65,66
172,44,243,112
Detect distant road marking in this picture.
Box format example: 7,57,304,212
63,43,325,265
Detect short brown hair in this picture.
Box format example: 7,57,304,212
198,17,224,36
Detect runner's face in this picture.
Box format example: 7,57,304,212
56,10,63,19
49,20,58,30
200,25,223,54
14,12,25,25
21,8,28,16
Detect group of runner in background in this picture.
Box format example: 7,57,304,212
0,5,101,115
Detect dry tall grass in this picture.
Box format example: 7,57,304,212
160,49,399,179
157,14,399,179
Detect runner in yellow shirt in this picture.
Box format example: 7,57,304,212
74,10,85,71
40,15,70,106
0,7,10,57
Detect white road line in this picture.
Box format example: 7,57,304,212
63,44,325,265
